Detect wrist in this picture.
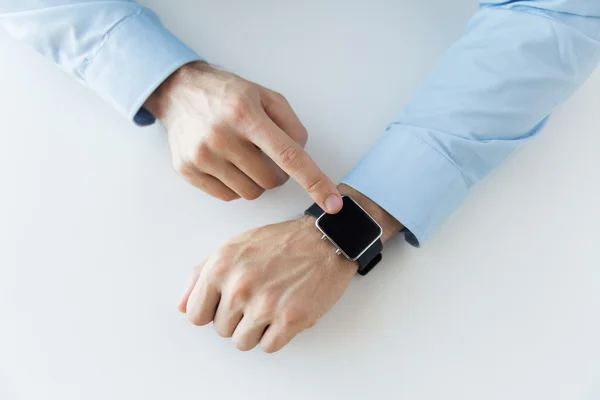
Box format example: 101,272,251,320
295,216,359,276
143,60,211,120
298,184,403,244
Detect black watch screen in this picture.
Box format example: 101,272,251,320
316,196,382,260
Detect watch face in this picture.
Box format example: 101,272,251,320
316,196,382,260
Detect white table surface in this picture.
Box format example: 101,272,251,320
1,1,599,399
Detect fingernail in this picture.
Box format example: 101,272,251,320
325,194,342,213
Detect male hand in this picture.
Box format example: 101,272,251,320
177,185,403,353
145,61,342,213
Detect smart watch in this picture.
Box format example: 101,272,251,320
305,195,383,276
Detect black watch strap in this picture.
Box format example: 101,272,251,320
305,203,383,276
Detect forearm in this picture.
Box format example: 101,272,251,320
0,1,201,124
343,1,600,245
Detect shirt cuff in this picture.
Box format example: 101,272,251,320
83,9,203,126
341,124,471,246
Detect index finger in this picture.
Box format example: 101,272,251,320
250,115,342,214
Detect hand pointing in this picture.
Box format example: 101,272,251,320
144,61,342,213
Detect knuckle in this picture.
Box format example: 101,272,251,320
223,195,240,203
216,189,240,203
297,126,308,146
241,244,261,257
260,338,279,354
218,242,236,258
241,187,265,200
173,159,194,178
233,338,255,352
223,96,251,124
278,145,303,170
193,142,212,165
261,174,280,190
194,178,212,193
206,254,231,284
205,269,224,287
254,307,273,323
214,315,233,339
214,323,233,339
228,276,255,305
187,312,208,327
305,177,325,195
280,307,310,328
187,314,201,326
205,126,230,150
272,91,287,103
276,173,290,187
253,293,279,321
219,190,240,203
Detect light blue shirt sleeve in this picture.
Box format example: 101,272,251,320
0,1,202,125
342,1,600,246
2,2,599,246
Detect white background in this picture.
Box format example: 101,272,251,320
1,1,600,399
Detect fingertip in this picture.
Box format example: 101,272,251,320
324,194,343,214
177,293,191,313
177,261,206,314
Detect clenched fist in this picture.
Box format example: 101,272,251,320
145,61,342,213
177,185,403,353
177,216,357,353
